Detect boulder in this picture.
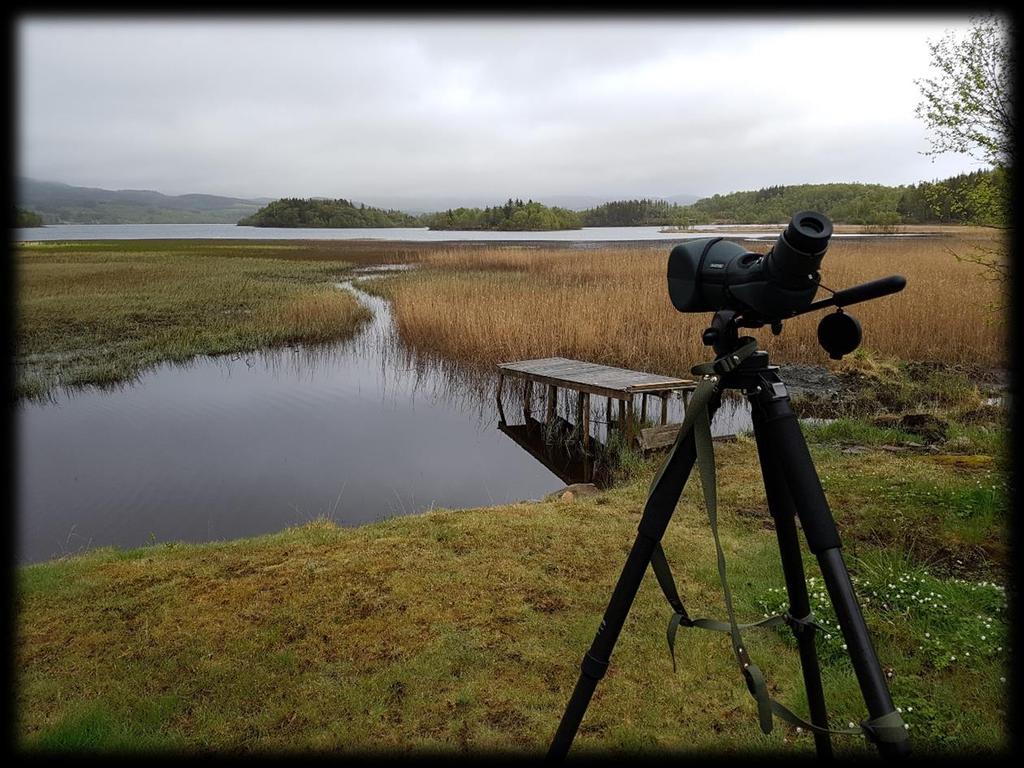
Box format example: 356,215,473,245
898,412,950,443
545,483,601,502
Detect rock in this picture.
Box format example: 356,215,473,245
898,412,950,443
545,483,600,502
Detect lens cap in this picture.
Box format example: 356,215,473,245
785,211,833,255
817,310,861,360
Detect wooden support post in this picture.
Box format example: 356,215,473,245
618,398,626,428
625,397,636,446
640,393,648,424
496,374,507,425
581,393,590,452
660,392,669,425
546,384,557,425
523,380,533,419
606,397,613,433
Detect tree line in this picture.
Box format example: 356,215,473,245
422,199,581,230
681,170,1006,228
237,167,1006,231
15,207,44,227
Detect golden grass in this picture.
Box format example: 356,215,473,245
367,235,1007,376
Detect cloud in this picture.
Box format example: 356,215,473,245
17,15,985,200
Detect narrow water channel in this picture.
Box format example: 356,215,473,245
16,270,753,564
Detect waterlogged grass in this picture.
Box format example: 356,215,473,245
801,418,921,446
14,240,381,399
16,438,1007,755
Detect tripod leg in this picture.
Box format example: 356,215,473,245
751,378,910,757
752,408,833,758
548,399,714,758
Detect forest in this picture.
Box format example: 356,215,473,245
15,207,44,227
422,199,582,231
679,169,1006,227
238,197,419,228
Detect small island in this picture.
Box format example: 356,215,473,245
238,197,419,228
423,199,582,231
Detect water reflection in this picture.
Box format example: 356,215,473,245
16,267,755,564
16,274,566,563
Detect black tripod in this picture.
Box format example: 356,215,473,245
548,312,911,759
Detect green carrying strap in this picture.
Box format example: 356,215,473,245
648,345,908,745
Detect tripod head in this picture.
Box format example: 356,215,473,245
701,274,907,360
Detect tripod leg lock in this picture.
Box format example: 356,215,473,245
580,651,609,681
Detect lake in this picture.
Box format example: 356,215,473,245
13,223,930,243
16,273,752,564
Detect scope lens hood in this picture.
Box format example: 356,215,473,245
668,239,714,312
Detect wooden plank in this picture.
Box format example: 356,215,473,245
497,356,696,397
640,393,648,423
639,423,681,451
497,367,643,401
639,423,737,451
581,392,590,452
496,373,506,425
660,393,668,425
546,384,557,424
625,397,635,445
523,380,533,418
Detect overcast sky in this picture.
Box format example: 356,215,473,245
17,15,987,201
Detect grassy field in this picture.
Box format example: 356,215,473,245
16,417,1008,754
363,232,1006,375
15,232,1009,754
13,240,394,399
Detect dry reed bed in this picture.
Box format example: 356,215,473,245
370,235,1007,375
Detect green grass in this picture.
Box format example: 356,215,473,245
16,439,1008,755
14,240,377,399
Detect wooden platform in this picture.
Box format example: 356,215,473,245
497,357,695,399
495,356,697,450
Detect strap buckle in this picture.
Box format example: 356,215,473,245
783,611,822,634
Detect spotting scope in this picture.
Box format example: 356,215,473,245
667,211,832,321
667,211,908,359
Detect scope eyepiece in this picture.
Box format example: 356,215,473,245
767,211,833,285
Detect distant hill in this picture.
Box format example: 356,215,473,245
17,178,271,224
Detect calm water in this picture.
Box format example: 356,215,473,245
16,275,751,564
13,223,929,243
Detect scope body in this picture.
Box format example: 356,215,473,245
668,211,833,321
